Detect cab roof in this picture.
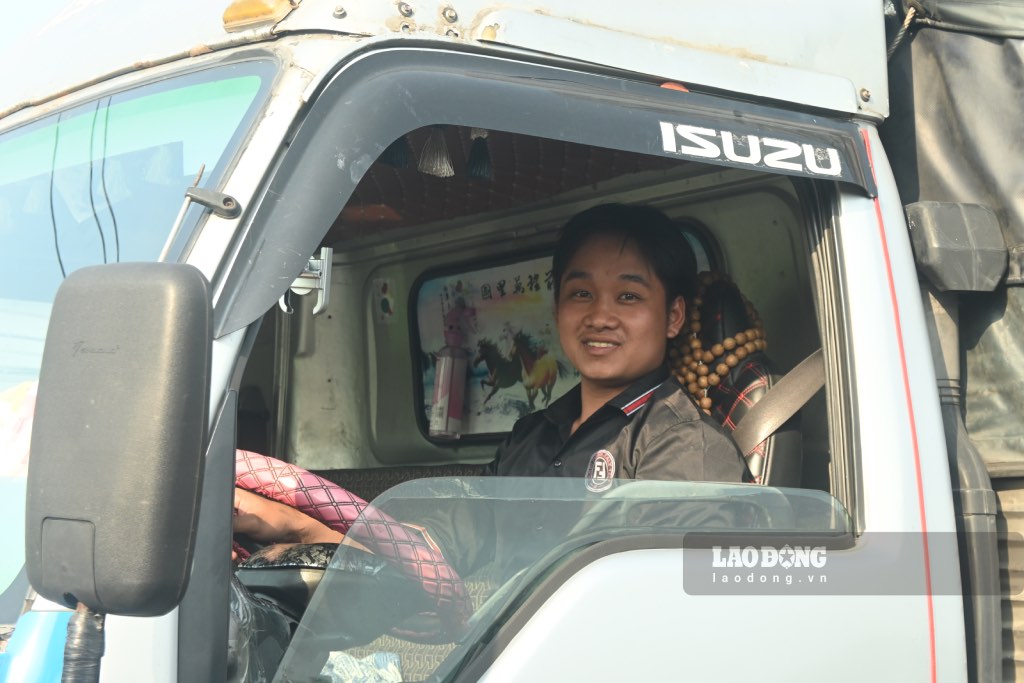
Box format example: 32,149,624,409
1,0,888,122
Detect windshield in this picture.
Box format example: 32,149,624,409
0,61,273,623
276,477,850,682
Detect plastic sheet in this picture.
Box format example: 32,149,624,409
962,288,1024,475
320,651,402,683
226,576,291,683
912,0,1024,35
883,25,1024,472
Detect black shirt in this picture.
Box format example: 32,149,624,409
486,366,747,485
421,367,747,577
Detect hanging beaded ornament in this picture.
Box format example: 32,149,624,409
668,271,767,415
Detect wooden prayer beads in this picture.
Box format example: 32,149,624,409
669,271,767,414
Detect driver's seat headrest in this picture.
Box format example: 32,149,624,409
697,281,754,348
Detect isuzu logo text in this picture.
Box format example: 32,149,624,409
712,545,827,569
659,122,842,178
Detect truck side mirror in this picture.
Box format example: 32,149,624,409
906,201,1007,292
26,263,211,617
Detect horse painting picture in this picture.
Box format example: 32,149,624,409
417,256,578,435
473,338,520,406
475,333,571,411
508,331,571,410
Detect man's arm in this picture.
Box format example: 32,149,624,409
233,488,343,545
617,419,748,530
627,417,748,483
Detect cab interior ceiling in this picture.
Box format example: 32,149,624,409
321,125,681,245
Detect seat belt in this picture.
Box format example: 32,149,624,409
731,348,825,456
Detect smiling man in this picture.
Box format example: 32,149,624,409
487,203,747,488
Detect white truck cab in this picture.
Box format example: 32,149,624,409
1,1,1022,681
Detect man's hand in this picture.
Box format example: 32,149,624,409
233,487,343,545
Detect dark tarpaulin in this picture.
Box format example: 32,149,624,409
881,5,1024,473
912,0,1024,35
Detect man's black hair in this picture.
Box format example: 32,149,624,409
552,203,698,305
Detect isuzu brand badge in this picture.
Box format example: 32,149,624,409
659,122,842,178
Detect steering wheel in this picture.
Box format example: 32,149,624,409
233,450,471,643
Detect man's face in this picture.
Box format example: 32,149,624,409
556,234,684,396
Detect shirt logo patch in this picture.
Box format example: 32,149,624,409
585,449,616,493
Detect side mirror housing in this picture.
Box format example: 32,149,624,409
906,201,1007,292
26,263,211,616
